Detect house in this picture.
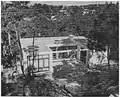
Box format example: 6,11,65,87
20,35,89,73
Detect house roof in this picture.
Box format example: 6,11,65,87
20,36,87,52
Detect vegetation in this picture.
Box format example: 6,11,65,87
53,60,119,96
1,1,119,96
87,2,119,69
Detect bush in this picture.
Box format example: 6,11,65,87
53,64,74,78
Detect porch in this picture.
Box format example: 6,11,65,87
23,46,89,73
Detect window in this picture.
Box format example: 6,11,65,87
68,46,77,50
57,46,69,51
50,45,77,60
50,47,56,51
27,54,50,72
58,52,68,59
81,47,85,49
57,46,77,51
58,46,65,51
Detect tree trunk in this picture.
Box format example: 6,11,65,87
14,24,26,96
32,31,35,76
14,24,26,78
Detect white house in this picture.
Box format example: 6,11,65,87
20,35,89,73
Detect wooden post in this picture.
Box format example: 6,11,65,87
86,49,89,67
77,45,81,60
32,30,35,75
79,49,81,61
38,55,39,71
49,52,53,73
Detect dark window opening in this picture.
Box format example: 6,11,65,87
53,53,57,59
50,45,77,51
81,51,87,64
50,47,56,51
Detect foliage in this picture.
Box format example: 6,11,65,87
53,60,119,96
1,72,8,96
53,60,87,81
1,71,17,96
53,64,74,78
23,73,73,97
87,2,119,62
3,1,118,38
1,1,119,96
83,67,119,96
2,2,119,68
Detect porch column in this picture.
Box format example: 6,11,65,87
56,53,59,59
49,52,53,73
77,45,81,60
56,47,59,59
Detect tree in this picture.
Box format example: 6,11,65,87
1,1,34,95
1,2,119,96
87,2,119,69
1,1,31,77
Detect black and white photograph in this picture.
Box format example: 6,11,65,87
1,1,119,96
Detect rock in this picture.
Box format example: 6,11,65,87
66,81,81,95
44,73,54,81
54,78,68,86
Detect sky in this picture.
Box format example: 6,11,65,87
30,1,117,6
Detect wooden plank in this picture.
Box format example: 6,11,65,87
43,59,45,68
29,57,49,60
48,56,50,69
38,55,39,72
